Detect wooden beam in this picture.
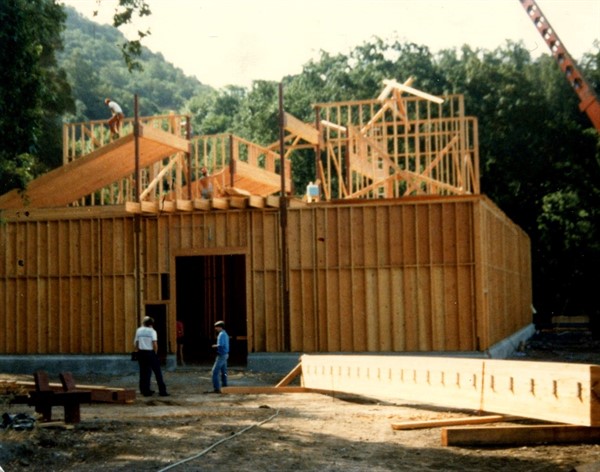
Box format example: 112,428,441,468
9,380,135,404
402,135,460,196
141,201,159,214
320,120,347,133
139,154,179,201
193,198,212,211
441,425,600,447
377,76,415,101
211,197,230,210
221,386,309,394
301,355,600,426
176,199,193,211
276,363,302,387
224,186,252,197
283,112,320,145
125,202,141,214
391,415,520,431
230,196,248,209
138,123,190,153
382,79,444,104
289,198,307,208
159,200,176,212
266,195,280,207
249,195,265,208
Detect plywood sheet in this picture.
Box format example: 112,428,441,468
0,125,189,209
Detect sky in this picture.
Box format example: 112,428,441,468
62,0,600,89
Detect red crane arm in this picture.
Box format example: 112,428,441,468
519,0,600,131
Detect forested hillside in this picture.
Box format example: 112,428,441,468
58,7,210,121
1,0,599,324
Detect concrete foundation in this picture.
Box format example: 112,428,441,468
486,323,536,359
246,325,536,374
0,325,534,376
0,355,177,376
246,351,491,375
247,353,303,375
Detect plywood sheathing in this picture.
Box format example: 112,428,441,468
0,125,189,209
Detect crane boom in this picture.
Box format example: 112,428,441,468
519,0,600,131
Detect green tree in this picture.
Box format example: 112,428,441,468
0,0,74,194
59,7,209,121
92,0,151,72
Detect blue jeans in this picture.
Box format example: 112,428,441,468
212,354,228,391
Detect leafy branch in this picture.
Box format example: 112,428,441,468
93,0,151,72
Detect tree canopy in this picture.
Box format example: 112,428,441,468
0,0,74,193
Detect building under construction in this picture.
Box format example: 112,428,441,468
0,80,532,373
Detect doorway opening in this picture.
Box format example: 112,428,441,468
175,254,247,365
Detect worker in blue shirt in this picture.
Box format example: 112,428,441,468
210,320,229,393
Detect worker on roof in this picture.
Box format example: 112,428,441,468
104,97,124,138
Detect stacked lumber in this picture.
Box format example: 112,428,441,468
7,379,135,404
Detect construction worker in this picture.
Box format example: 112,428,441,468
105,98,124,137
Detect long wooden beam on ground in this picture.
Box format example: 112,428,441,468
441,425,600,447
391,415,520,431
300,354,600,426
221,386,309,394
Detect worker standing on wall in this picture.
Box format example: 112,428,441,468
105,97,124,138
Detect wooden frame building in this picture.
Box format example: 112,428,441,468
0,83,532,370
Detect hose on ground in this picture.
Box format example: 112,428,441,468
157,408,280,471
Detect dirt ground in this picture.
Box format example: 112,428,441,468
2,330,600,472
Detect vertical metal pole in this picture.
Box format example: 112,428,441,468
279,83,290,351
134,95,142,324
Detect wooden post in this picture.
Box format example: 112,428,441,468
134,95,142,325
314,106,321,194
229,134,235,188
186,116,192,200
134,95,140,201
279,83,290,351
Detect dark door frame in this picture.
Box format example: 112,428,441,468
170,248,248,365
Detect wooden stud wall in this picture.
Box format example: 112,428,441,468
286,197,481,352
315,95,480,200
0,195,531,356
476,198,532,349
0,210,136,354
